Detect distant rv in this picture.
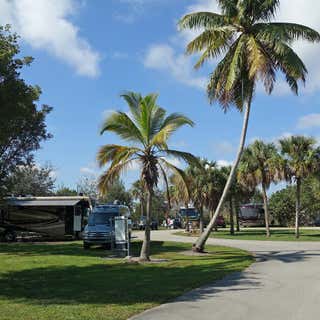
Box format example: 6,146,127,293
239,204,266,227
0,196,92,242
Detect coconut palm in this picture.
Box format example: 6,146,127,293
238,140,282,237
279,136,320,238
130,180,146,217
97,91,197,261
179,0,320,251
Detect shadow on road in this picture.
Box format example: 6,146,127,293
253,250,320,263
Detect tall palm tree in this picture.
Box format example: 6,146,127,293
179,0,320,251
185,158,210,233
279,136,320,238
238,140,282,237
130,180,146,217
97,91,196,261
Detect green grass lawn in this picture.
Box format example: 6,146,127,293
0,241,252,320
175,228,320,241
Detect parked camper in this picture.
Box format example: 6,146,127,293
0,196,92,241
239,204,266,227
82,204,131,249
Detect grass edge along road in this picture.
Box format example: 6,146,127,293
0,241,253,320
174,228,320,241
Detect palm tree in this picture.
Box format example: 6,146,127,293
130,180,146,218
185,159,210,233
238,140,282,237
179,0,320,251
97,91,196,261
279,136,320,238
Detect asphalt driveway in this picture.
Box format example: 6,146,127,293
131,230,320,320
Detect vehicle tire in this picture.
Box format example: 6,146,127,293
3,230,16,242
83,242,90,249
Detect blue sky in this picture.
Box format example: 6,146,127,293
2,0,320,190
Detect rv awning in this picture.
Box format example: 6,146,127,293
7,199,81,207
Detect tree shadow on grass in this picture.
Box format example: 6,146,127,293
0,241,187,258
0,254,252,306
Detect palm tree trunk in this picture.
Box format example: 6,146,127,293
199,205,204,233
261,182,270,238
140,197,144,217
193,96,252,252
139,189,152,261
235,200,240,232
229,197,235,235
295,178,301,239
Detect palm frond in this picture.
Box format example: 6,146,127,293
243,0,280,21
98,159,138,195
161,149,199,167
97,144,141,167
120,91,142,120
187,27,236,69
246,36,276,93
159,158,191,201
151,113,194,147
261,40,307,93
253,23,320,43
101,111,145,145
179,12,228,31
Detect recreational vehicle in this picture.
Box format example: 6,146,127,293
239,204,266,227
0,196,92,241
83,204,131,249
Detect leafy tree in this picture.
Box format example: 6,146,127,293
0,25,52,195
100,179,132,207
76,174,99,199
97,91,197,261
6,163,55,196
269,177,320,227
269,186,296,226
55,185,78,196
238,140,282,237
179,1,320,251
279,136,320,237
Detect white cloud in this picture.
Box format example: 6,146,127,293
144,44,206,89
216,160,232,168
0,0,100,77
80,166,97,176
297,114,320,129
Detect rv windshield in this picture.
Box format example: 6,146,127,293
179,208,199,218
88,212,117,226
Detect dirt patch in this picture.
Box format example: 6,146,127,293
180,250,212,256
124,256,170,264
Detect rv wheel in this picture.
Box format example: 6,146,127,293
4,230,16,242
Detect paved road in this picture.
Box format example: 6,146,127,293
131,230,320,320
